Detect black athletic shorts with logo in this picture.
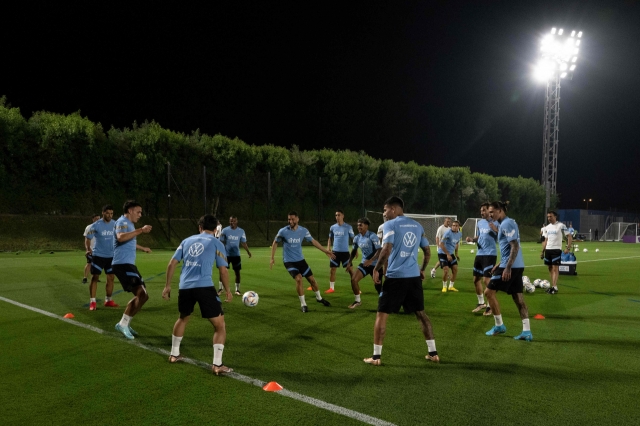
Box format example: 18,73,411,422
178,286,223,318
112,264,145,292
378,276,424,314
227,256,242,271
284,260,313,278
488,267,524,295
85,252,93,264
438,253,458,269
356,263,375,277
544,249,562,266
473,255,497,278
329,251,350,268
90,255,113,275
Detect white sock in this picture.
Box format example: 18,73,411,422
171,335,183,356
431,268,436,273
105,296,111,302
553,286,558,290
235,283,240,292
299,295,307,306
219,281,223,291
477,294,485,304
314,290,322,300
426,339,436,353
494,314,504,326
330,282,335,290
213,344,224,366
355,294,361,303
442,281,447,288
523,318,531,332
119,314,132,328
373,344,382,356
449,281,455,288
90,298,96,303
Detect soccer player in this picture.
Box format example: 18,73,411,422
438,220,461,292
270,211,335,313
112,200,153,340
82,214,100,284
84,205,118,310
324,210,355,293
162,214,233,375
465,203,498,315
364,196,438,365
345,217,382,308
430,217,452,279
484,201,532,341
219,216,252,296
214,220,222,239
540,211,572,295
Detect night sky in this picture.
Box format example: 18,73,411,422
4,1,640,211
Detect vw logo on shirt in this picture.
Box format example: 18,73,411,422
403,232,417,248
188,243,205,257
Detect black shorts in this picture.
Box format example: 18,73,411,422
378,276,424,314
544,249,562,266
178,286,223,318
438,253,458,269
356,263,375,277
227,256,242,271
284,260,313,278
488,267,524,295
91,255,113,275
473,255,497,278
85,253,93,264
112,264,145,292
330,251,350,268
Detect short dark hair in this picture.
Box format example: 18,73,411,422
102,204,113,212
357,217,370,226
384,196,404,209
335,209,344,214
480,202,490,209
91,214,99,219
288,211,298,217
123,200,141,214
452,220,460,225
547,210,558,218
489,200,509,213
230,215,237,219
199,214,218,231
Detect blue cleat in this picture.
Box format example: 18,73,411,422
128,326,138,336
115,323,135,340
485,325,507,336
514,331,533,341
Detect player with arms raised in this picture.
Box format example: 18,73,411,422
466,203,498,315
345,217,382,308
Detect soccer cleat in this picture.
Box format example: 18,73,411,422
306,286,313,291
348,301,362,309
363,357,381,366
430,269,436,279
234,291,241,296
441,287,447,293
472,303,487,313
212,364,233,375
324,288,335,294
483,307,493,316
448,287,459,292
168,354,184,363
89,301,97,311
115,323,135,340
317,298,331,307
301,305,309,313
104,300,119,307
128,327,138,336
514,331,533,341
82,278,88,284
485,325,507,336
425,354,440,363
546,287,558,294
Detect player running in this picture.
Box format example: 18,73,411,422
112,200,153,340
430,217,452,279
439,220,461,292
484,201,532,341
162,214,233,376
540,210,572,295
323,210,355,293
345,217,382,308
219,216,252,296
465,203,498,315
84,204,118,310
270,211,335,313
364,196,437,365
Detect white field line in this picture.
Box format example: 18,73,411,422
455,255,640,270
0,296,396,426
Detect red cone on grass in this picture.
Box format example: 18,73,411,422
534,314,545,320
263,382,283,392
63,313,75,319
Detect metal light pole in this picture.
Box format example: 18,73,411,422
583,198,592,210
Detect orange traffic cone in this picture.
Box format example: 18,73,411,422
262,381,283,392
63,313,75,319
534,314,545,320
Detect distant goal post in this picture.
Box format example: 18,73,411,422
601,222,639,242
365,211,457,246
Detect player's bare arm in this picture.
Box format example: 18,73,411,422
312,239,336,259
364,248,382,267
502,240,519,281
136,244,152,253
373,243,392,284
116,225,152,243
420,245,431,280
540,236,547,258
242,242,252,258
564,233,573,254
346,247,358,272
84,238,92,254
162,258,180,300
219,266,232,302
439,241,452,261
269,240,278,269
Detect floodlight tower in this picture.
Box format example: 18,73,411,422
534,28,582,216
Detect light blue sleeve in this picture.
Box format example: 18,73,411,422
172,243,184,262
382,221,395,245
214,240,229,268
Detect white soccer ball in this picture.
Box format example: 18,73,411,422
522,276,531,284
525,283,535,293
533,279,542,287
583,248,588,253
596,248,600,252
470,249,475,253
540,280,551,289
242,291,259,307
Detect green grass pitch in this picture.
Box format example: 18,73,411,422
1,242,639,425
